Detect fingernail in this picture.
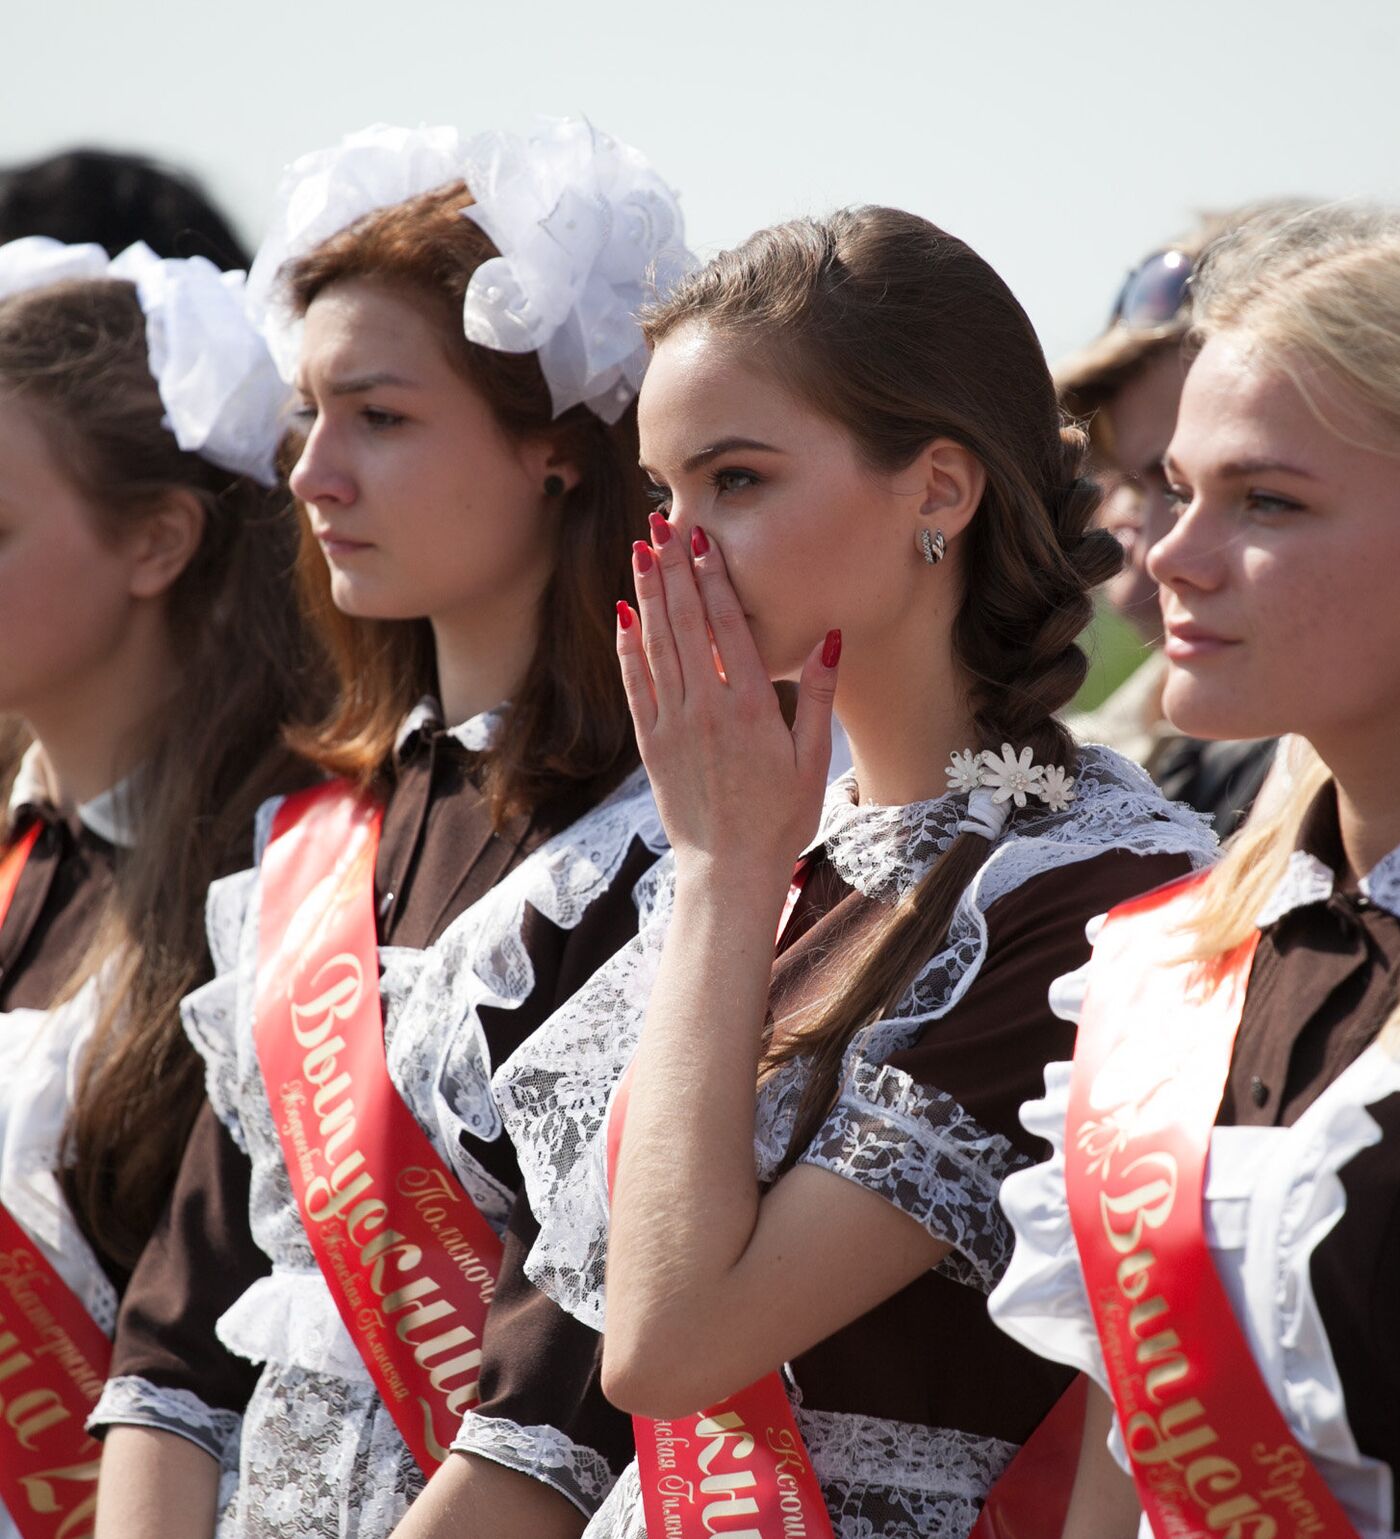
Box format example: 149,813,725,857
632,541,654,573
822,628,842,669
649,512,672,546
616,600,633,630
691,525,710,557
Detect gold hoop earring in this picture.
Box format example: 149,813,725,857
920,527,946,565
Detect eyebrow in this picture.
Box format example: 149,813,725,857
639,437,784,477
1161,453,1316,481
295,372,419,397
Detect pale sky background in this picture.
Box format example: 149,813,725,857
6,0,1399,361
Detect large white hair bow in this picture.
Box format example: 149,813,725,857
245,123,467,383
460,117,690,422
0,235,289,486
246,118,690,422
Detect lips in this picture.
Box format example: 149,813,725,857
312,527,374,558
1162,620,1238,661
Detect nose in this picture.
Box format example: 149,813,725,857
1146,495,1225,597
659,491,701,549
288,418,356,508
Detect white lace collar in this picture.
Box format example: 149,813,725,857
393,695,505,758
1254,788,1400,927
812,745,1212,907
7,742,139,849
812,773,962,905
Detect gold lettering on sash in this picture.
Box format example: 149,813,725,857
16,1460,99,1539
691,1411,764,1537
283,931,491,1438
1099,1139,1277,1536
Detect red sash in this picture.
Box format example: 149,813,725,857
1065,875,1362,1539
0,820,110,1539
254,783,504,1473
966,1377,1087,1539
607,859,835,1539
0,822,41,926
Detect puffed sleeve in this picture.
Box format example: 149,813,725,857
88,1101,267,1458
795,849,1190,1294
450,1193,631,1517
88,848,272,1458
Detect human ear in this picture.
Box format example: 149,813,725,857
912,439,986,543
125,490,206,600
520,435,582,498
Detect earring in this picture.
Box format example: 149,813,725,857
544,474,566,497
920,527,946,565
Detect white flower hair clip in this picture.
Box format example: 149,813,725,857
945,742,1077,841
0,235,289,486
245,117,692,424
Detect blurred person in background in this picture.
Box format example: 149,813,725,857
1066,206,1302,833
0,147,249,268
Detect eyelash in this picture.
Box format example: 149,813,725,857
288,405,406,431
644,466,761,511
1245,491,1304,515
1163,486,1305,517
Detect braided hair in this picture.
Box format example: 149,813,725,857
641,208,1122,1158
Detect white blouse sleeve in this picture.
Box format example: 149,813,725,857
988,929,1135,1471
986,1055,1105,1381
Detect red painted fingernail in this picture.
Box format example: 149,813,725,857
616,600,633,630
633,541,654,573
691,525,710,557
649,512,672,545
822,628,842,669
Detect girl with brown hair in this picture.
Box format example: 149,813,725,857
479,206,1218,1538
0,235,317,1537
991,205,1400,1538
92,120,685,1539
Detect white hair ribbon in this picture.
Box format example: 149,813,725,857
245,122,467,383
246,118,690,422
956,786,1012,842
0,235,289,486
460,117,690,422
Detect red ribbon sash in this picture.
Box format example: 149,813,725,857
254,783,504,1473
0,822,41,927
0,821,109,1539
966,1376,1086,1539
607,858,835,1539
1065,876,1361,1539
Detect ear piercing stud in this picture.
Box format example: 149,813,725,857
920,527,946,565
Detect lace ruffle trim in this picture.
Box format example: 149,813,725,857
799,1060,1028,1293
88,1374,242,1461
453,1411,618,1516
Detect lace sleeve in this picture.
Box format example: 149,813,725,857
797,1060,1027,1293
88,1374,242,1462
451,1413,617,1516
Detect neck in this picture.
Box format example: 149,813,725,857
1323,722,1400,879
835,609,976,807
430,588,542,730
20,605,179,809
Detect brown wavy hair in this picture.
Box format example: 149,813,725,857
0,278,326,1270
642,208,1121,1160
280,182,649,822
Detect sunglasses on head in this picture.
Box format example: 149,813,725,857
1109,247,1194,330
